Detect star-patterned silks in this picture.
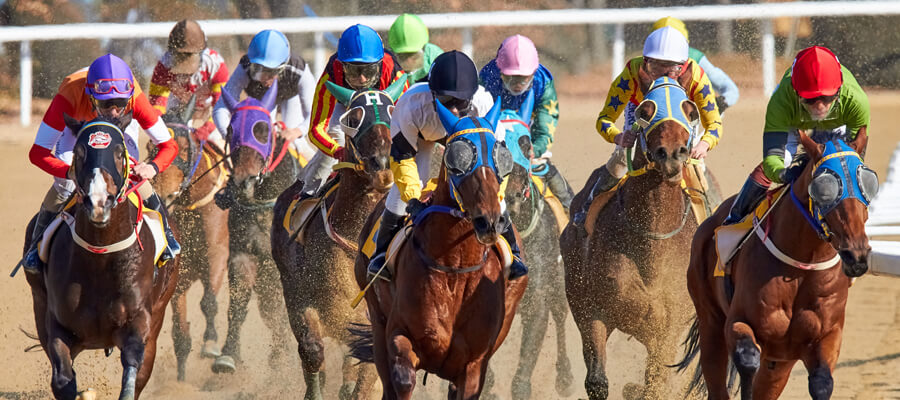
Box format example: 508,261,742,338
609,95,624,111
700,84,712,98
708,128,719,138
601,121,613,132
543,99,558,115
617,77,630,93
703,101,716,112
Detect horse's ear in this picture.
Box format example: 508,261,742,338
261,78,278,111
114,111,133,132
384,75,407,102
518,89,534,123
677,61,694,91
635,100,657,126
435,97,460,134
485,96,502,130
681,100,699,125
63,113,84,135
798,130,823,161
325,80,355,106
851,126,868,157
220,86,239,112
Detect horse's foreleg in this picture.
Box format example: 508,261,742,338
200,206,228,353
751,359,796,400
342,351,378,400
294,307,326,400
170,289,191,381
640,332,679,400
133,334,160,399
47,318,78,400
256,259,292,368
572,314,610,400
388,332,418,400
727,321,760,400
214,252,257,373
117,330,145,400
549,258,574,397
511,289,550,400
801,327,843,400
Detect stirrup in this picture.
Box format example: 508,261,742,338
508,258,528,280
23,247,43,274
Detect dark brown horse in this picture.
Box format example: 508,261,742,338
24,114,178,400
351,99,527,400
210,80,300,374
271,80,402,400
680,130,874,400
561,74,704,399
149,110,230,381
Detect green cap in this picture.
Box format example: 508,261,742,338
389,13,429,54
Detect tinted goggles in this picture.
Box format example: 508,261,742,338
89,79,134,95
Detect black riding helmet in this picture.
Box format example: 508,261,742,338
428,50,478,99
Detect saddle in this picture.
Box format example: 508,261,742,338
39,193,169,267
713,186,788,277
281,178,341,244
529,175,569,234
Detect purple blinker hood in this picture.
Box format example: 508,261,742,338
221,79,278,161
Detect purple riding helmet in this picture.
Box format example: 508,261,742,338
219,79,279,162
85,54,135,100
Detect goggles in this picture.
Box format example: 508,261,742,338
501,74,534,88
249,63,285,81
397,51,425,70
645,57,684,73
800,93,839,105
89,79,134,95
435,94,471,113
342,62,380,80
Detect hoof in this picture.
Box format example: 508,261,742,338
76,389,97,400
201,340,221,358
212,355,236,374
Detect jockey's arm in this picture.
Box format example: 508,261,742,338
531,78,559,158
760,82,796,183
595,67,635,143
213,64,250,139
689,70,724,151
698,55,739,109
390,133,423,202
132,93,177,174
29,94,76,179
307,71,342,158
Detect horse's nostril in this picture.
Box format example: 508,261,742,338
472,216,491,233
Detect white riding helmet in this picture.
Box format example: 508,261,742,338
643,26,689,63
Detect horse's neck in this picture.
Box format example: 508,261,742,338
418,179,489,263
330,170,384,230
619,169,686,230
257,140,297,199
767,183,838,262
510,173,538,227
74,201,136,245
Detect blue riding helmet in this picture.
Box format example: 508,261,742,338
809,139,878,215
248,30,290,68
338,24,384,63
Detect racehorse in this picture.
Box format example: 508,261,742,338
210,80,301,373
149,105,230,381
483,99,574,400
350,97,528,400
24,114,178,399
271,79,404,400
679,129,874,399
560,74,706,399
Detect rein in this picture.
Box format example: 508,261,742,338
518,178,545,238
410,205,488,274
617,185,692,240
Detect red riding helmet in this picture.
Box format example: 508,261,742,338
791,46,842,99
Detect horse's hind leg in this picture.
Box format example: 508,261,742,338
342,351,378,400
214,252,257,373
511,287,550,400
800,328,843,400
170,287,191,381
293,307,326,400
256,258,293,368
549,258,574,396
452,359,488,400
727,321,760,400
200,205,228,357
695,314,733,400
388,332,418,400
47,318,79,400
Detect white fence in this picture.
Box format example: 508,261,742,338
866,142,900,276
3,1,900,126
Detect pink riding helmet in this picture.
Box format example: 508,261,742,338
496,35,539,76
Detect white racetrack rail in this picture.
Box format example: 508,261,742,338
867,142,900,277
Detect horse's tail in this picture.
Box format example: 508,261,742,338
20,327,41,352
347,322,375,364
670,316,739,398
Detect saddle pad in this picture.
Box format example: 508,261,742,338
682,163,711,224
282,183,341,243
713,186,787,276
584,176,628,236
530,175,569,233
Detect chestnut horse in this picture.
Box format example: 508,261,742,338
680,130,874,399
24,114,178,399
350,97,527,400
149,108,230,381
561,75,705,399
210,80,300,373
271,79,403,400
483,102,574,400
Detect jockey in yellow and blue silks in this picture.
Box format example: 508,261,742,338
479,35,574,212
573,26,723,228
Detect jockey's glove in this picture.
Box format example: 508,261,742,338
406,198,428,219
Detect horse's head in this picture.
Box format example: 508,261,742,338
437,97,514,244
65,113,133,226
150,111,195,206
797,130,876,277
220,78,278,196
498,90,536,216
633,76,698,181
325,77,406,191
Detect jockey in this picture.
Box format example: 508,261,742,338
299,24,407,199
24,54,180,273
573,26,723,228
366,50,528,282
723,46,870,225
479,34,574,213
149,19,229,150
212,29,316,161
388,13,443,83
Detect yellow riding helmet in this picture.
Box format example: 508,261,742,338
652,16,689,43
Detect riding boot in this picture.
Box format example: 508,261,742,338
544,162,574,213
500,217,528,280
23,208,57,274
144,192,182,261
723,176,770,225
367,210,406,281
573,165,618,229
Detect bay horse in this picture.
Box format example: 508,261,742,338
24,114,178,399
351,97,528,400
271,79,404,400
483,100,574,400
679,130,875,399
561,75,705,399
210,80,301,373
149,105,230,381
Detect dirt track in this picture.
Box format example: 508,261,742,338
4,90,900,399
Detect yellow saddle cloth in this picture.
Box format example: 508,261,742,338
281,182,340,244
529,175,569,234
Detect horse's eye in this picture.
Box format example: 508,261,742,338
444,139,476,176
493,143,514,177
809,170,842,207
857,166,879,203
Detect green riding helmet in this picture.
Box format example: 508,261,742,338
388,13,429,53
